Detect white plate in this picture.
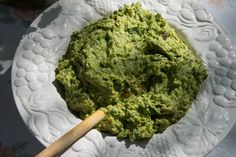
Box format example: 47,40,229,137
11,0,236,156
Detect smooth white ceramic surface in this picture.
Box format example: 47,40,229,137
11,0,236,156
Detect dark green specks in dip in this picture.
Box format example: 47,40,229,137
56,3,207,141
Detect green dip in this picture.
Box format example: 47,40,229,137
56,3,207,141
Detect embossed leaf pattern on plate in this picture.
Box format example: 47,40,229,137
173,100,229,156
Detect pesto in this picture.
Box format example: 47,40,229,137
56,3,207,141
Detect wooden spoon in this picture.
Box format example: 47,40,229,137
35,109,106,157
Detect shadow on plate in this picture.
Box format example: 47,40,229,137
37,5,61,28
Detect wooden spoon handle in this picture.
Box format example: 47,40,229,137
35,110,106,157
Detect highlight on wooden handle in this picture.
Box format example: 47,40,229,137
35,109,106,157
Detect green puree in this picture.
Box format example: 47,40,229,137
56,3,207,141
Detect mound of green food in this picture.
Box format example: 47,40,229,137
56,3,207,141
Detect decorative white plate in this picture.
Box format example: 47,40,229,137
11,0,236,156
